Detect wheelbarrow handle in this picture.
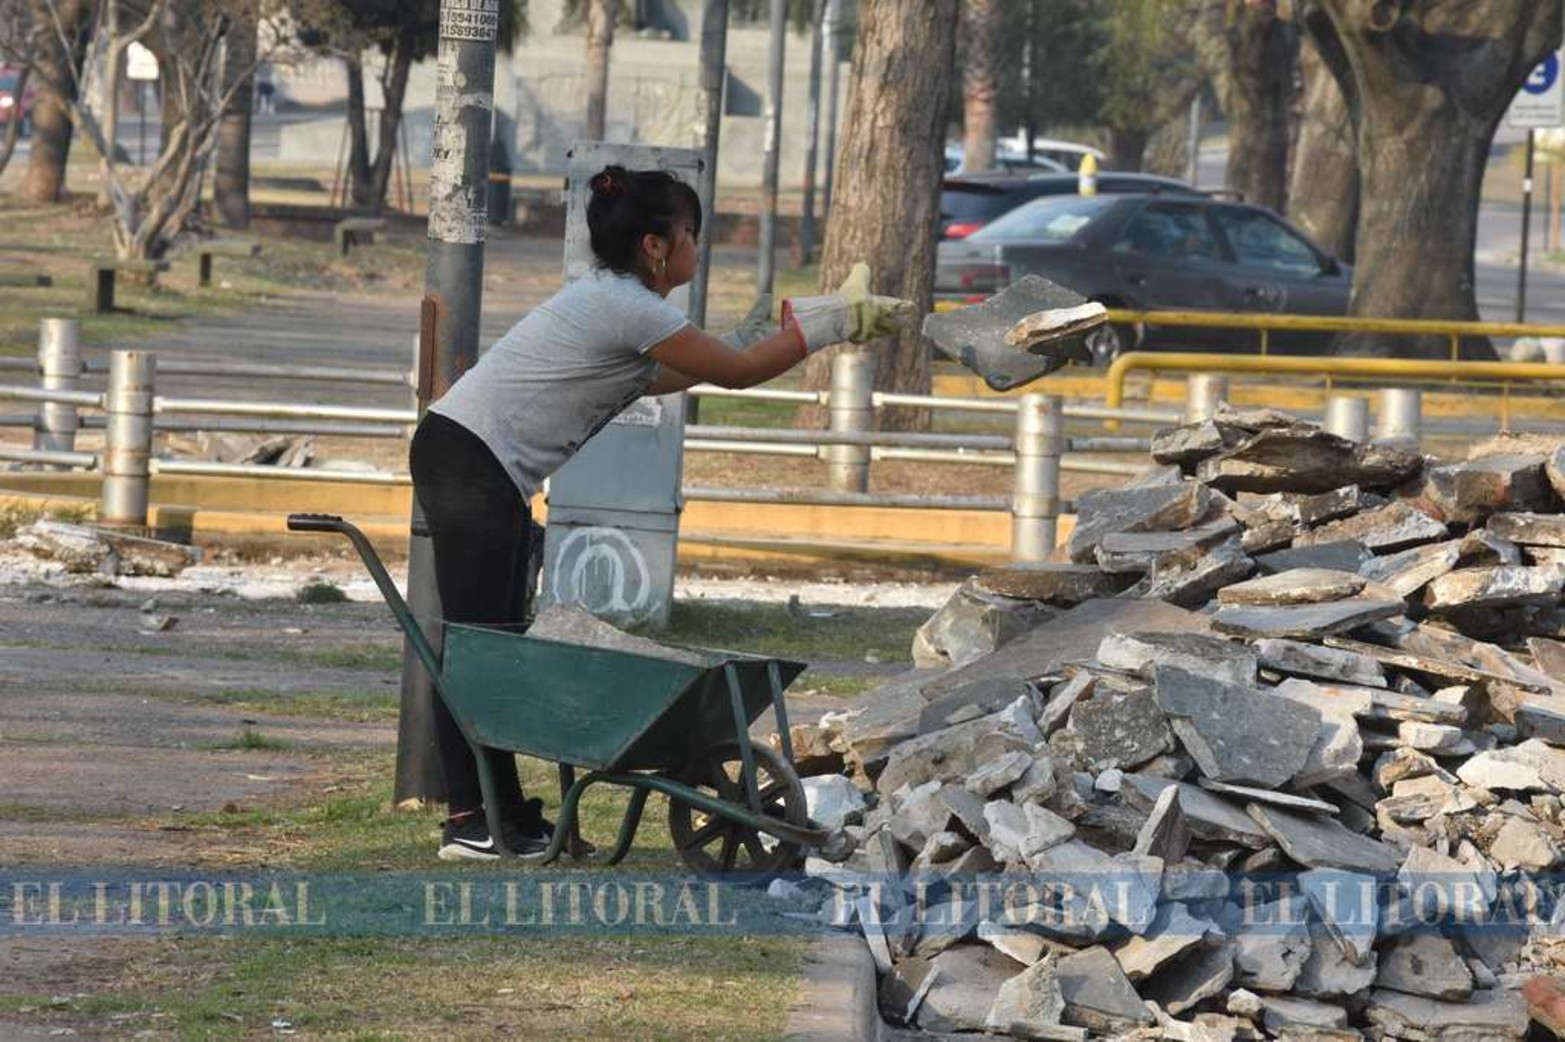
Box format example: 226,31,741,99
283,512,446,689
286,512,349,534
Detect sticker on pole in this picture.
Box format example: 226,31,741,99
1509,52,1564,129
126,42,159,82
440,0,499,41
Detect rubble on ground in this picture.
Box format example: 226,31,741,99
781,406,1565,1040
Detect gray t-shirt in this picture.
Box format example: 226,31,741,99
430,268,690,498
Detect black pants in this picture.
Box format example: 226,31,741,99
409,412,532,816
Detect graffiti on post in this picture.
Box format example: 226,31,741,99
549,526,653,619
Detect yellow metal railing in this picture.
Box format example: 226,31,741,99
1104,351,1565,430
1102,309,1565,362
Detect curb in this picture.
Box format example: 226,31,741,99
783,931,883,1042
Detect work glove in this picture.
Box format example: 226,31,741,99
782,263,916,354
719,294,774,348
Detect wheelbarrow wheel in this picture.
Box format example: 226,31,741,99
666,740,807,880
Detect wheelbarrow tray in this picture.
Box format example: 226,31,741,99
440,622,806,773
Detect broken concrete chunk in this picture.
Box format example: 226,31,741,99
1358,539,1463,599
1212,597,1403,640
1294,919,1378,1000
1247,804,1402,873
16,519,202,577
1456,739,1565,792
917,944,1027,1033
1364,987,1528,1040
1094,518,1239,574
1424,564,1565,612
1154,666,1320,787
1132,784,1190,862
1405,453,1553,525
1218,569,1368,607
876,697,1042,796
1289,485,1377,526
1375,933,1474,1001
889,781,955,851
802,775,868,832
1152,419,1252,467
1066,481,1214,564
1486,511,1565,548
964,749,1034,797
975,921,1056,969
1516,695,1565,746
1256,638,1386,687
1140,939,1235,1016
924,597,1206,697
971,562,1138,605
1269,681,1366,789
839,668,942,767
912,578,1057,670
985,953,1068,1037
1396,720,1468,754
1122,773,1270,848
1199,779,1338,815
1256,540,1373,576
1096,630,1257,685
1398,845,1491,924
1132,531,1257,609
1054,945,1156,1032
1260,994,1350,1033
1489,814,1561,872
1112,902,1212,981
1197,427,1424,495
1528,636,1565,685
984,799,1076,863
1227,899,1313,992
1062,685,1173,772
1295,501,1448,552
918,677,1037,735
1298,868,1379,966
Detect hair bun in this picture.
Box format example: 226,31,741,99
590,166,627,198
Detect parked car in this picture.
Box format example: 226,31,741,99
939,171,1197,240
944,144,1069,176
0,68,34,137
935,192,1352,359
998,137,1105,173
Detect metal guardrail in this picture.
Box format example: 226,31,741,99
1103,308,1565,362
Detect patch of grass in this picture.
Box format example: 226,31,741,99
296,580,349,605
788,673,887,699
0,502,94,539
696,393,798,429
0,933,807,1041
647,600,924,666
197,688,400,724
217,726,293,752
282,642,402,672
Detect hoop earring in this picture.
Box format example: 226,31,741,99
655,257,666,276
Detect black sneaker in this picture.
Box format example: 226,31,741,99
498,820,551,861
438,813,499,862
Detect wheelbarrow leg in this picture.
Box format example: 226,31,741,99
767,661,795,764
557,764,594,860
473,743,513,858
725,663,763,813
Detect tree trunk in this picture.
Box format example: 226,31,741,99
1287,34,1357,262
1315,0,1561,359
961,0,1000,172
361,30,415,214
798,0,961,432
1220,1,1294,210
214,6,256,228
24,0,87,204
345,52,373,210
1108,127,1149,171
584,0,615,140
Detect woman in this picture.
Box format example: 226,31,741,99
410,164,909,861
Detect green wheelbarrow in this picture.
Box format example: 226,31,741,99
286,513,832,877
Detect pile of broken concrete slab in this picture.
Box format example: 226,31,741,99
786,407,1565,1041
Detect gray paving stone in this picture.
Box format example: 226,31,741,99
1096,630,1257,685
1247,804,1401,873
1295,501,1449,552
1212,597,1403,640
1066,481,1214,564
985,953,1067,1037
1154,666,1321,787
1363,987,1528,1039
972,563,1138,605
1138,939,1235,1016
1218,568,1368,606
1375,932,1474,1001
1255,540,1372,576
917,944,1027,1033
1121,773,1270,848
1196,427,1423,495
1055,945,1156,1033
1062,685,1173,772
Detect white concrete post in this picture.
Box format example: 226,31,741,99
33,318,82,466
827,350,874,492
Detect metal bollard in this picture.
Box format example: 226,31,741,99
1184,374,1228,423
33,318,82,466
1375,387,1422,451
1012,393,1062,562
1323,394,1370,442
826,350,874,492
101,351,156,527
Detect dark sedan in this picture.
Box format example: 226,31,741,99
935,193,1352,357
939,171,1197,240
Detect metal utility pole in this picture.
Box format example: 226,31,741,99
799,0,825,265
396,0,500,804
756,0,786,295
821,0,841,221
691,0,730,329
1185,95,1202,188
1520,128,1537,323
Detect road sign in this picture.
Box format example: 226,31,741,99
1510,51,1563,128
126,42,159,82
